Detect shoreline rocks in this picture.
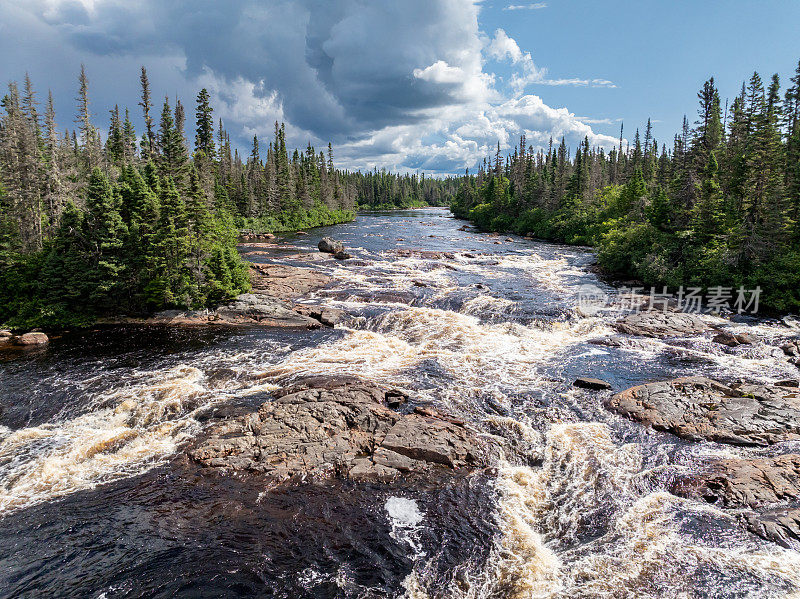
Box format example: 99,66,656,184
606,377,800,446
190,376,487,483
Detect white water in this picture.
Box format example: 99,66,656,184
2,211,799,597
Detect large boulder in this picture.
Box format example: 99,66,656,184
318,237,345,254
614,312,711,338
606,377,800,446
0,330,13,345
190,377,486,482
15,332,49,346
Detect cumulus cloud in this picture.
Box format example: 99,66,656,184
0,0,619,174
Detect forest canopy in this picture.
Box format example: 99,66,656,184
0,66,453,328
452,61,800,312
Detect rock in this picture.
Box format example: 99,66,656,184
393,249,455,260
249,263,331,299
190,377,486,482
15,332,49,346
318,237,345,254
216,294,320,328
333,250,352,260
776,379,800,388
573,377,613,391
0,330,12,345
588,336,624,347
746,508,800,550
671,454,800,549
505,237,514,242
713,331,758,346
781,338,800,357
606,377,800,446
295,231,308,235
292,304,347,327
614,312,712,338
671,454,800,508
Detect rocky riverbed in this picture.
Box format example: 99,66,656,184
2,208,800,598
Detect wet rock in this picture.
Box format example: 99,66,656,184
295,231,307,235
318,237,344,254
249,263,331,299
746,508,800,550
606,377,800,446
672,454,800,508
333,250,352,260
292,304,347,327
15,332,49,346
776,379,800,388
588,336,624,347
505,237,514,242
573,377,613,391
0,330,13,345
614,312,712,338
190,377,486,482
713,331,758,346
671,454,800,549
215,294,319,328
781,338,800,357
394,249,455,260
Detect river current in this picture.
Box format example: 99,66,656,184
1,208,799,598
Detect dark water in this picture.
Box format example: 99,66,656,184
2,208,799,598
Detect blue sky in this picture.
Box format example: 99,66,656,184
1,0,798,174
480,0,800,146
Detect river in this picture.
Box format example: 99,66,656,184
1,207,799,598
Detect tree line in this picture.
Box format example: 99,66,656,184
452,60,800,311
0,66,424,327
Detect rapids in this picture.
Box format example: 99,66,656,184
1,207,799,598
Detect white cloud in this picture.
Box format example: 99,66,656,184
2,0,622,174
504,3,548,10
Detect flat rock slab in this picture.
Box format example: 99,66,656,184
215,294,319,327
614,312,712,338
249,263,332,299
671,454,800,549
672,454,800,508
190,377,486,482
606,376,800,446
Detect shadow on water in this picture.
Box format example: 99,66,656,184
0,460,496,599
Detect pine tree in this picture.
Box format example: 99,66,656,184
83,168,127,310
194,88,216,159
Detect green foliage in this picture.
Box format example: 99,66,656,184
455,62,800,312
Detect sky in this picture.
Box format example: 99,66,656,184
1,0,799,175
